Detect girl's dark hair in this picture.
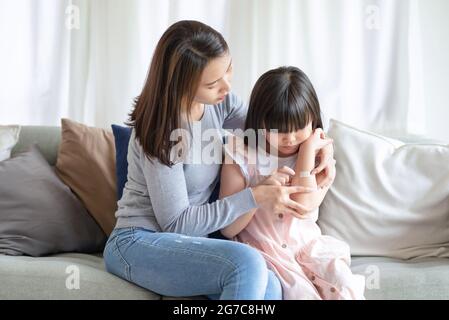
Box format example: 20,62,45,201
126,20,229,166
245,66,322,139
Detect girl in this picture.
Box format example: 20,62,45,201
220,66,365,299
103,21,337,300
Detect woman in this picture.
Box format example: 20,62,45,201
103,20,336,300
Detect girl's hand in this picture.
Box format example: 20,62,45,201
250,184,315,218
262,166,296,186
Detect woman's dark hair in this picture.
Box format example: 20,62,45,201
126,20,229,166
245,66,322,141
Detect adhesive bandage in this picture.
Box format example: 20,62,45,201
298,171,312,178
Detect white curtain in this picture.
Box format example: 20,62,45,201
0,0,427,137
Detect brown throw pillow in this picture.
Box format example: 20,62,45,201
56,118,117,235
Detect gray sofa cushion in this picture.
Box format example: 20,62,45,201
351,256,449,299
2,253,447,300
0,145,106,256
0,253,159,300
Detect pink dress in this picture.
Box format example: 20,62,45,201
225,141,365,300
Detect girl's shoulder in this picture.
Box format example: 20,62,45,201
223,133,249,166
223,134,259,185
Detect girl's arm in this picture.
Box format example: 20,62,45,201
290,130,333,213
219,158,257,239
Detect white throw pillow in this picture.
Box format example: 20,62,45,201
0,125,21,161
318,119,449,260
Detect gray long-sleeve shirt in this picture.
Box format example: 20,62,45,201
114,93,257,237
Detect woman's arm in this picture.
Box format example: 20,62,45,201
219,160,257,239
140,146,258,237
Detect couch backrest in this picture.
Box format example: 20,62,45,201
10,125,446,168
11,126,61,165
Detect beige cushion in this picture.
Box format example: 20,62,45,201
56,119,117,235
319,119,449,260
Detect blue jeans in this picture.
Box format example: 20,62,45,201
103,227,282,300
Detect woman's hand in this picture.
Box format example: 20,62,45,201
302,128,333,153
303,128,336,189
250,184,314,218
261,166,296,186
315,158,336,189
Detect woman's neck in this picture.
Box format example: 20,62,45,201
183,101,205,122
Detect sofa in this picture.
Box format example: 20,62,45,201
1,124,449,300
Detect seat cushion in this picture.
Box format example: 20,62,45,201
351,256,449,299
2,253,447,299
0,253,160,300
